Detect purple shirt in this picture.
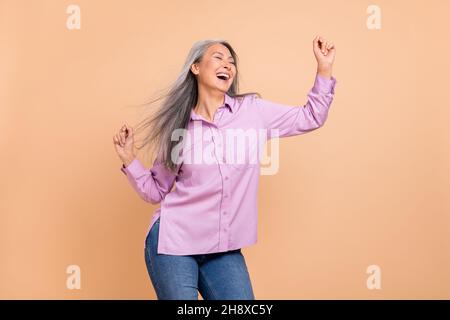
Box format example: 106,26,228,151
121,73,337,255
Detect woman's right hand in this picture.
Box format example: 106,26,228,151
113,124,136,167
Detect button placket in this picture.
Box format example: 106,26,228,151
211,128,225,165
209,124,229,251
220,146,231,251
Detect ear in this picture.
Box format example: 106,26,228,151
190,63,199,75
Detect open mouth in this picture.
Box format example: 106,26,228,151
216,73,230,81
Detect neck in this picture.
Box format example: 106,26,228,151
194,86,225,122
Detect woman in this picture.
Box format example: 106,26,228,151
113,36,337,300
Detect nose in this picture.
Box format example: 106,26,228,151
223,63,232,71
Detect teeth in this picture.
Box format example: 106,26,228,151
217,73,229,79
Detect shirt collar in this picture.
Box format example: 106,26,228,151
190,93,234,121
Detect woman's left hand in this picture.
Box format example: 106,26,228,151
313,35,335,71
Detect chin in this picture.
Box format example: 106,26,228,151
221,82,231,87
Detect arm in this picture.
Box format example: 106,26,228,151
120,157,178,204
255,73,337,140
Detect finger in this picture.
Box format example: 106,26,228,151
119,132,126,145
124,124,131,137
122,125,128,136
119,127,126,141
313,35,319,45
114,135,122,147
321,38,327,54
327,42,333,50
117,133,124,146
313,35,320,50
318,37,323,53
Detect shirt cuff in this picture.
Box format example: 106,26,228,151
313,73,337,95
120,158,145,177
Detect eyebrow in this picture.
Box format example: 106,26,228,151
212,51,234,60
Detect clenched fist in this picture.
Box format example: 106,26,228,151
113,124,136,167
313,35,335,79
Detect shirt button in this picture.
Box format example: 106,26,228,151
225,176,229,180
223,211,227,215
224,194,228,198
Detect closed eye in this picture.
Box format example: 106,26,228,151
215,56,235,64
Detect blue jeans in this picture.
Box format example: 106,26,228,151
144,217,255,300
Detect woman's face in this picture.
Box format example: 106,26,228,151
191,43,236,93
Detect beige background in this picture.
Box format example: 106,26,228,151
1,0,449,299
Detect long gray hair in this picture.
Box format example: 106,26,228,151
131,39,261,173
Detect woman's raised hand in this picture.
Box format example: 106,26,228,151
313,35,335,78
113,124,136,167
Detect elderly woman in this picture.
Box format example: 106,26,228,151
113,36,337,300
